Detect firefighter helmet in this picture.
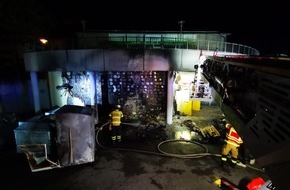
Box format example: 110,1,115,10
225,123,232,129
221,119,227,126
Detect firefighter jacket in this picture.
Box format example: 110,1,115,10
225,126,243,147
109,109,123,126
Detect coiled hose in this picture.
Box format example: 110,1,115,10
95,122,265,172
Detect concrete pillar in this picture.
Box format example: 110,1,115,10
167,71,174,125
30,71,41,113
89,72,98,124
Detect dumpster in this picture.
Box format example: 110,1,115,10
55,105,95,167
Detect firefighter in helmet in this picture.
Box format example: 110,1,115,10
221,120,243,167
108,105,124,144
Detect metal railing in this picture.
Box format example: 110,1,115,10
25,36,260,56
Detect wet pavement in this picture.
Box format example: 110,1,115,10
1,105,270,190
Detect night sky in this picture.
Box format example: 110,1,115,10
2,0,290,56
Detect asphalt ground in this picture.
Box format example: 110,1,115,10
1,105,270,190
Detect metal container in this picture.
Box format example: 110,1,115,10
14,121,54,154
55,105,95,167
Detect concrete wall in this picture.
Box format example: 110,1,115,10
24,49,203,72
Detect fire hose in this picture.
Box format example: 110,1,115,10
95,122,265,172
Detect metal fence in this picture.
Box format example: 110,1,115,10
25,36,260,56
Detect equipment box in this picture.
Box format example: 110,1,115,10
14,122,55,154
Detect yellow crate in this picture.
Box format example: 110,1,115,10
192,100,201,111
180,100,193,116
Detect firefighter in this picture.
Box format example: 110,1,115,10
109,105,124,144
220,121,243,167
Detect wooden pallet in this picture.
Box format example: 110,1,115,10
200,125,220,137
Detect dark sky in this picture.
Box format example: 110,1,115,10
43,0,290,55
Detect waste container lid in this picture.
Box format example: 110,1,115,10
55,105,93,116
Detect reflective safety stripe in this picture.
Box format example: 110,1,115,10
221,157,227,161
231,159,237,164
226,127,243,145
117,135,121,140
109,110,123,126
112,136,116,140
